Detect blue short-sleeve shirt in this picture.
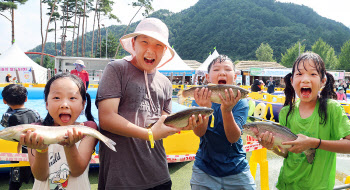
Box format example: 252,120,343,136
194,99,249,177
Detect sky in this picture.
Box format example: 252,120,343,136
0,0,349,54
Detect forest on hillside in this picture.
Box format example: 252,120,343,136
27,0,350,66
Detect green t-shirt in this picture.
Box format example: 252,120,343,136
276,99,350,190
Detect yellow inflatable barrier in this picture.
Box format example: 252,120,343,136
163,131,200,156
249,148,269,190
0,139,30,168
248,100,256,116
254,103,266,118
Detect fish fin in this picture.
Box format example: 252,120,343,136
22,128,36,133
177,90,187,104
304,148,316,164
146,123,154,129
17,143,22,153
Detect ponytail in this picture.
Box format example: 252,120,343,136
84,93,94,122
283,73,295,126
318,72,337,124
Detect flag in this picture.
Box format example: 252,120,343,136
213,46,216,50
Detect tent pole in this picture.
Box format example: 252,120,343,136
170,73,173,84
15,69,21,83
31,68,37,84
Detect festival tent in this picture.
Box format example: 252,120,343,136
157,50,194,76
196,49,220,76
0,43,47,84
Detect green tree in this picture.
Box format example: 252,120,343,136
280,42,305,68
255,43,274,62
311,38,338,69
97,32,119,58
338,40,350,71
0,0,28,44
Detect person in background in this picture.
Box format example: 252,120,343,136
5,73,12,83
337,79,348,92
251,79,262,92
336,87,347,101
266,76,276,94
70,60,89,90
1,84,42,190
259,80,265,91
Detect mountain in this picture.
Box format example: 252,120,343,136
29,0,350,63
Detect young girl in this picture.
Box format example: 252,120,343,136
19,73,97,190
258,52,350,189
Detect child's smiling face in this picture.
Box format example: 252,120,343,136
131,35,167,73
46,77,85,126
206,60,236,85
291,59,326,104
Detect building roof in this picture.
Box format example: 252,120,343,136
184,60,202,70
235,61,287,71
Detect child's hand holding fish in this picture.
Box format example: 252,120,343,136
149,115,181,139
58,127,84,148
219,88,241,113
19,129,48,152
194,87,212,108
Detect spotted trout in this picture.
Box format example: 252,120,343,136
0,124,116,152
177,84,249,104
243,122,316,164
148,107,214,128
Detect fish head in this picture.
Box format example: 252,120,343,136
242,122,259,137
239,88,250,99
201,108,214,117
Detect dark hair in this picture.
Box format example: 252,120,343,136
207,55,234,73
283,52,336,125
2,84,28,105
42,73,94,125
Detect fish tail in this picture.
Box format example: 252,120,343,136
101,137,117,152
177,90,186,104
85,129,117,152
304,148,316,164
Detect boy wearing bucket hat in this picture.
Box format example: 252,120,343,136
96,18,199,189
70,60,89,90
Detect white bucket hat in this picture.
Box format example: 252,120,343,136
119,18,175,68
74,60,85,67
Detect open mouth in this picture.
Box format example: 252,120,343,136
59,114,71,123
218,80,226,84
300,87,312,98
144,57,155,64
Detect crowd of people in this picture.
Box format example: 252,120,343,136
0,18,350,190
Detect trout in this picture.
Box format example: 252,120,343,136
177,84,249,104
243,121,316,164
148,107,214,128
0,124,116,152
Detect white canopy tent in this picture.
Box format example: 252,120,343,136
196,49,220,76
157,50,194,76
0,43,47,84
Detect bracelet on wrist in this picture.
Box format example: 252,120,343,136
148,129,155,148
36,147,48,153
315,139,321,149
